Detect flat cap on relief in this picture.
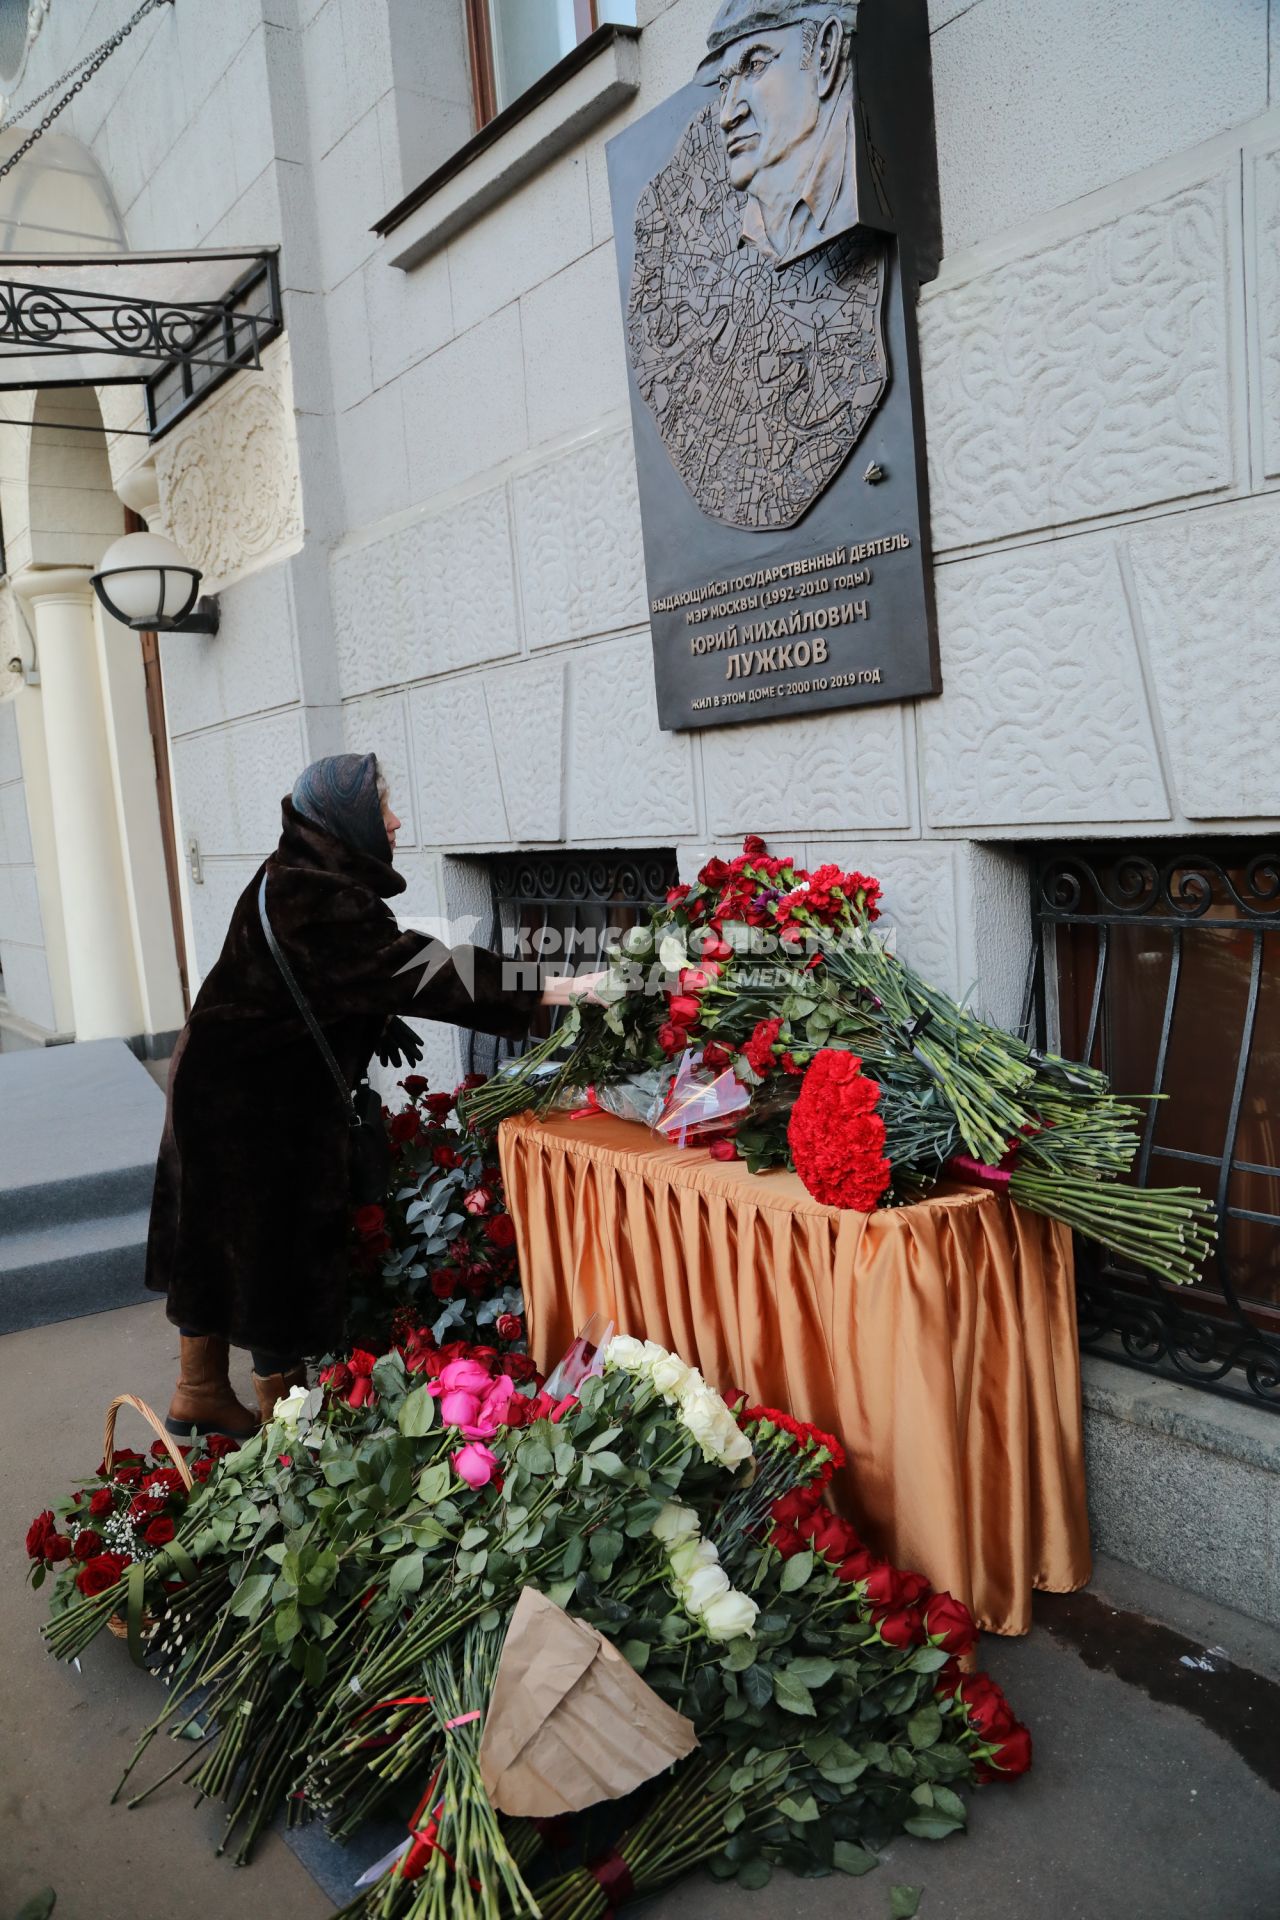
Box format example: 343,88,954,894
702,0,857,66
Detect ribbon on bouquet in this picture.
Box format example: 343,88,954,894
588,1847,636,1913
352,1713,484,1890
568,1084,604,1120
945,1152,1014,1192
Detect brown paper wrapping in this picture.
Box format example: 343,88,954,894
479,1588,698,1816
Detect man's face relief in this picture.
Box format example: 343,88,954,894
716,17,843,192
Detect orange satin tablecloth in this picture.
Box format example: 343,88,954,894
499,1111,1091,1636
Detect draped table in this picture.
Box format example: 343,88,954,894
499,1111,1091,1636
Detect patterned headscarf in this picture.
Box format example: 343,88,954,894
291,753,390,863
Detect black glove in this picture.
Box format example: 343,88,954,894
376,1017,425,1070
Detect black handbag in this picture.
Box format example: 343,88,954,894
257,873,392,1207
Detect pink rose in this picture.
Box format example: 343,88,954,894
462,1375,515,1439
451,1443,499,1489
438,1357,492,1394
462,1187,493,1217
439,1389,482,1428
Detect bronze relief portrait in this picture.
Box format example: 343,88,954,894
625,1,888,532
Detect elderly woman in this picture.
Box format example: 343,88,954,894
147,753,589,1438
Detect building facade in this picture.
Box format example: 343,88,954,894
0,2,1277,1533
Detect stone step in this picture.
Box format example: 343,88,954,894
0,1206,154,1334
2,1161,157,1235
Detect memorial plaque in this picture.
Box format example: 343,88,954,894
606,0,940,732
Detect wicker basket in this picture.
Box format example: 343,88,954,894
102,1394,193,1642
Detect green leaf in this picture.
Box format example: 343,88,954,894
229,1573,272,1620
736,1859,772,1891
589,1527,623,1572
907,1703,942,1749
787,1655,835,1688
588,1450,625,1478
890,1889,923,1919
417,1462,450,1504
911,1646,951,1673
772,1669,816,1717
833,1842,879,1877
778,1793,819,1823
554,1443,576,1477
389,1551,425,1596
742,1663,773,1709
588,1426,623,1452
303,1641,328,1688
274,1602,300,1645
521,1441,554,1475
904,1815,961,1840
398,1385,436,1438
779,1549,815,1592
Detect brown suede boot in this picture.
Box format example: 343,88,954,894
251,1364,309,1424
166,1334,259,1438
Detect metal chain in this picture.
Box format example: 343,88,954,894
0,0,171,180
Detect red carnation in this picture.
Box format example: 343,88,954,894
924,1590,978,1656
742,1017,782,1077
72,1529,104,1562
496,1312,523,1343
145,1515,176,1547
485,1213,516,1249
75,1551,130,1597
787,1050,891,1212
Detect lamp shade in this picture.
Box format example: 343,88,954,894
91,530,202,629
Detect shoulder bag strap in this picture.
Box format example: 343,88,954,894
258,871,360,1125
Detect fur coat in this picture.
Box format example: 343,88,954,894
145,799,537,1354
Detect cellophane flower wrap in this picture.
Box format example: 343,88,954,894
460,836,1216,1287
32,1330,1030,1914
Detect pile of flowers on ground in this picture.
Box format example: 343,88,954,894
348,1072,527,1357
462,836,1216,1288
29,1329,1030,1912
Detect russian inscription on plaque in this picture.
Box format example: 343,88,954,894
607,0,940,732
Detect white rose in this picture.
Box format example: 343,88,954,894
713,1420,754,1470
272,1384,311,1430
680,1386,731,1457
680,1563,731,1613
605,1335,647,1372
699,1587,759,1641
668,1538,719,1581
649,1353,696,1399
651,1503,700,1546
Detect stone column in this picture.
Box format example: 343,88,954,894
14,567,143,1041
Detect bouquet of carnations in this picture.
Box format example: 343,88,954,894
461,837,1216,1288
31,1329,1030,1910
349,1072,528,1357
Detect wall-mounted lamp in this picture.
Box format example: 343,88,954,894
90,531,220,636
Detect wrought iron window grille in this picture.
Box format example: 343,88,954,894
465,848,678,1080
1027,841,1280,1410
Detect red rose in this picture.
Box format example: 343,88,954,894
701,1040,731,1071
485,1214,516,1249
501,1391,538,1428
897,1570,932,1608
984,1723,1033,1778
668,993,701,1026
190,1457,215,1483
25,1510,56,1560
462,1187,493,1217
353,1203,386,1237
144,1468,187,1498
708,1138,738,1161
430,1269,459,1300
837,1546,878,1584
319,1360,352,1394
959,1675,1016,1741
205,1433,239,1460
430,1144,460,1170
88,1488,114,1518
402,1074,428,1096
145,1515,176,1547
461,1268,491,1298
666,883,691,907
657,1022,687,1056
770,1488,818,1527
74,1551,130,1597
877,1605,926,1648
501,1353,538,1382
425,1093,455,1119
800,1511,854,1562
389,1108,419,1145
130,1492,162,1526
861,1562,903,1608
72,1528,104,1562
741,835,767,857
46,1535,72,1563
934,1657,963,1698
770,1522,805,1559
114,1464,142,1488
495,1312,523,1343
348,1350,377,1378
924,1590,978,1657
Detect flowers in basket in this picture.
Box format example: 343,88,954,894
348,1071,528,1357
31,1326,1031,1912
460,836,1217,1288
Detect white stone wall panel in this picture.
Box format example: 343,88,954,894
484,658,566,842
703,707,912,837
160,562,299,737
566,637,697,841
1128,495,1280,820
342,691,417,845
807,838,962,999
408,680,509,847
922,540,1168,827
1253,146,1280,480
0,941,55,1031
921,176,1235,550
188,858,262,979
513,430,647,650
171,709,307,860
